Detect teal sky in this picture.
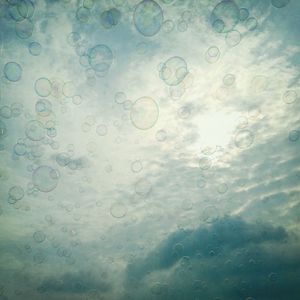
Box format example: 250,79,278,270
0,0,300,299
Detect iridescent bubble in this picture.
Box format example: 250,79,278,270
211,0,240,33
15,19,34,39
4,62,22,82
110,202,127,218
159,56,188,86
101,8,121,29
235,129,254,149
271,0,290,8
289,130,299,142
225,30,241,47
282,90,297,104
88,44,113,73
33,230,46,243
134,0,164,37
205,46,220,64
130,97,159,130
35,99,52,117
25,120,45,141
35,77,52,97
245,17,258,31
32,165,59,192
28,42,42,56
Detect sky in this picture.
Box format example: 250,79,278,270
0,0,300,299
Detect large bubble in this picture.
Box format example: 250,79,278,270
101,8,121,29
134,0,164,37
88,44,113,73
235,129,254,149
159,56,188,86
3,62,22,82
35,77,52,97
32,165,59,192
211,0,240,33
130,97,159,130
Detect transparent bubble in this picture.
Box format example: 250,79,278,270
245,17,258,31
239,8,249,21
177,19,188,32
225,30,241,47
199,157,212,170
289,130,299,142
202,205,219,223
15,19,34,39
14,142,27,156
56,152,71,167
160,56,188,86
11,102,23,117
25,120,45,141
28,42,41,56
9,4,25,22
115,92,127,104
282,90,297,104
162,19,174,33
217,182,228,194
9,186,24,201
205,46,220,64
4,62,22,82
235,129,254,149
156,129,167,142
0,106,12,119
211,0,239,33
32,165,59,192
96,124,108,136
35,77,52,97
76,6,91,23
67,32,81,47
134,0,164,37
33,230,46,243
35,99,52,117
72,95,83,105
130,97,159,130
135,178,151,196
88,44,113,73
110,202,127,218
101,8,121,29
83,0,95,9
131,160,143,173
223,73,235,86
63,81,76,98
271,0,290,8
177,105,191,119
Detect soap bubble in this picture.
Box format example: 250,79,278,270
25,120,45,141
245,17,258,31
134,0,164,37
15,19,34,39
271,0,290,8
14,142,27,156
8,186,24,201
223,74,235,86
56,153,71,167
282,90,297,104
239,8,249,21
110,202,127,218
202,205,219,223
135,178,151,196
35,77,52,97
225,30,241,47
211,0,239,33
32,165,59,192
96,124,108,136
130,97,159,130
289,130,299,142
156,129,167,142
35,99,52,117
205,46,220,63
0,106,12,119
88,44,113,73
28,42,42,56
131,160,143,173
235,130,254,149
101,8,121,29
33,230,46,243
76,6,91,23
4,62,22,82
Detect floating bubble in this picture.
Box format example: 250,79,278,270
271,0,290,8
4,62,22,82
35,99,52,117
9,4,25,22
239,8,249,21
56,153,71,167
62,81,76,97
35,77,52,97
225,30,241,47
205,46,220,63
289,130,299,142
130,97,159,130
197,177,206,188
131,160,143,173
282,90,297,104
159,56,188,86
162,19,174,33
28,41,41,56
211,0,239,33
14,142,27,156
96,124,108,136
135,178,151,196
88,44,113,73
177,19,188,32
101,8,121,29
223,73,235,86
25,120,45,141
9,186,24,201
33,230,46,243
199,157,212,170
110,202,127,218
76,6,91,23
156,129,167,142
15,19,34,39
0,106,12,119
115,92,127,104
245,17,258,31
83,0,95,9
217,182,228,194
32,165,59,192
235,129,254,149
134,0,164,37
202,205,219,223
67,32,81,47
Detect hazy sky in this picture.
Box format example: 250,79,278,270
0,0,300,299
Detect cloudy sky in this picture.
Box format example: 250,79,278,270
0,0,300,299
